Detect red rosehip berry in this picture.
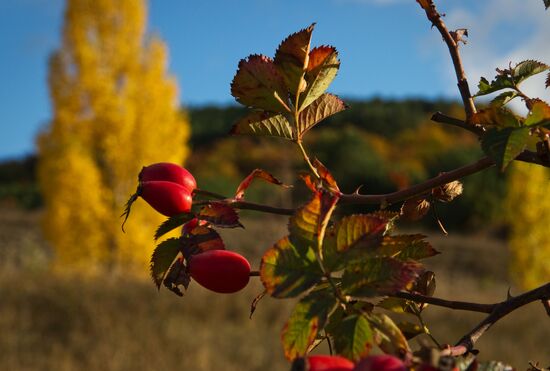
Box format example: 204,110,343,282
140,181,192,217
307,355,355,371
188,250,251,294
139,162,197,193
354,355,407,371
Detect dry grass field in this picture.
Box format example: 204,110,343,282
0,207,548,370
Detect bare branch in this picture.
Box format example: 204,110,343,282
418,1,477,119
391,291,495,314
431,112,484,136
441,282,550,356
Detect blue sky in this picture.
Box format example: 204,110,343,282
0,0,548,160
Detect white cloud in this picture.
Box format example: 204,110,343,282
425,0,550,114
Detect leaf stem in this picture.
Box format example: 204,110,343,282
297,140,320,179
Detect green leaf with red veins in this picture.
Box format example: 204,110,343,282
481,127,530,171
230,111,295,140
181,226,225,258
260,236,323,298
281,288,338,360
298,50,340,112
154,212,195,241
323,214,391,272
230,54,290,112
288,190,339,248
235,169,291,200
368,312,411,357
379,235,440,261
274,24,315,99
330,314,374,362
150,238,182,289
341,257,422,297
297,93,347,138
524,100,550,127
199,202,242,228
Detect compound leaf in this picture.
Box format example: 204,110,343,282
274,24,315,97
298,49,340,111
199,202,242,228
341,257,422,297
330,314,374,362
235,169,291,200
513,60,549,85
154,212,195,241
490,91,518,107
230,111,294,140
281,288,338,360
150,238,181,289
475,75,514,97
525,100,550,127
379,235,439,261
481,127,530,171
260,236,323,298
297,93,347,138
231,54,289,113
369,313,411,356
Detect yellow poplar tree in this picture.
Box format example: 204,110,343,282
505,162,550,289
37,0,189,272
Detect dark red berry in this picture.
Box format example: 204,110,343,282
139,162,197,193
140,181,192,217
188,250,250,293
353,355,407,371
307,355,354,371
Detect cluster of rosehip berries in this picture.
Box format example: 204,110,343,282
129,162,251,294
302,354,409,371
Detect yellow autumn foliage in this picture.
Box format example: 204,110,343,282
505,162,550,289
37,0,189,273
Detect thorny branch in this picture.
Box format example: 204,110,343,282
417,0,477,119
439,282,550,356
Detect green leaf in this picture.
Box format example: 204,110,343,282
471,107,521,128
475,75,514,97
298,49,340,111
230,111,294,140
525,100,550,127
297,94,347,138
546,71,550,88
379,235,440,261
274,24,315,97
481,127,530,171
396,321,425,340
341,257,422,297
330,314,374,361
288,190,339,247
235,168,291,200
490,91,518,107
231,54,289,112
323,213,392,272
377,297,416,314
260,236,323,298
199,202,242,228
281,289,338,360
154,212,195,241
368,313,411,356
512,60,549,85
150,238,181,289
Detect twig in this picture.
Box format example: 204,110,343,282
431,112,484,136
340,156,495,206
230,200,295,216
391,291,495,313
440,282,550,356
418,1,477,119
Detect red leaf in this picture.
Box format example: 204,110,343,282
199,202,242,228
307,46,336,72
313,158,340,193
181,226,225,258
235,169,291,200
